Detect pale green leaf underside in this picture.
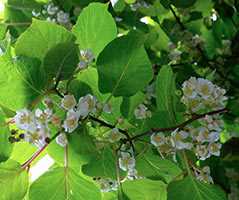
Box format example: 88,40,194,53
123,179,167,200
167,176,227,200
15,19,75,61
29,167,101,200
0,160,29,200
0,109,13,162
72,3,117,58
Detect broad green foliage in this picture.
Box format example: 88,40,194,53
167,176,227,200
82,147,118,179
97,32,153,97
0,54,45,110
72,3,117,58
0,160,29,200
43,42,79,80
0,109,13,162
15,19,75,61
29,167,101,200
0,0,238,199
136,150,182,183
122,179,167,200
156,65,177,125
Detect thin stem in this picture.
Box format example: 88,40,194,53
169,5,185,30
21,144,48,169
21,131,61,169
130,108,228,141
64,144,69,199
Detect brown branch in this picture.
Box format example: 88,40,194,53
130,108,228,141
21,132,61,169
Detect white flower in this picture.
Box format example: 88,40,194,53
56,133,68,147
200,115,223,132
24,125,50,149
77,94,97,118
61,95,77,110
96,178,118,192
77,61,88,70
150,132,166,147
32,9,41,17
110,0,119,7
57,11,69,24
196,78,214,98
171,129,193,150
103,103,112,114
134,104,151,119
35,108,52,124
63,110,79,133
119,153,135,171
14,109,36,132
196,127,220,143
107,128,125,143
47,3,59,15
195,144,210,160
80,49,94,63
182,77,197,98
208,143,222,157
127,169,140,180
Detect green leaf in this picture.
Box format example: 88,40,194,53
167,176,227,200
97,32,153,97
122,179,167,200
10,142,41,164
0,160,29,200
0,55,46,110
82,147,118,179
29,167,101,200
0,109,13,162
72,3,117,58
43,42,79,80
156,65,177,125
68,127,98,164
15,19,75,61
120,92,145,119
136,150,182,183
170,0,196,8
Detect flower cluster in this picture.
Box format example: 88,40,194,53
93,177,118,192
181,77,227,113
13,107,52,148
12,93,110,148
118,145,140,180
32,1,71,27
151,112,223,160
151,114,224,161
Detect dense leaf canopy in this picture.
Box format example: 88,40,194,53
0,0,238,200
